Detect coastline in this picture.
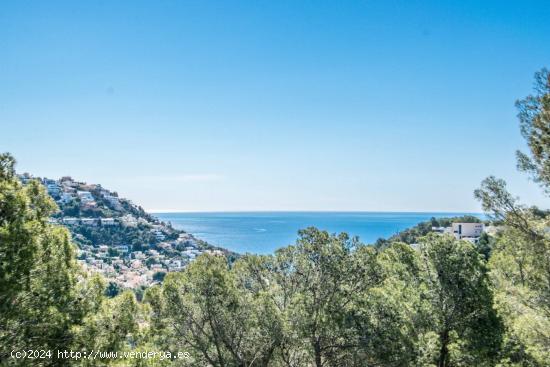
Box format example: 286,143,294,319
154,211,484,254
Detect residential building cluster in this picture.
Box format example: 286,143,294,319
76,233,223,289
18,173,226,289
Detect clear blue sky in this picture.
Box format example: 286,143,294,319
1,0,550,212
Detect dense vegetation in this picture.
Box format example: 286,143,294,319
374,215,483,248
1,69,549,366
0,154,140,366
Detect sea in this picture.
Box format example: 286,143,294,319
154,212,482,254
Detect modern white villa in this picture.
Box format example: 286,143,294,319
432,222,486,244
451,222,484,240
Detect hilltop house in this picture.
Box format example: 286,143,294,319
77,190,95,203
451,222,484,240
60,176,79,187
43,178,61,197
432,222,485,244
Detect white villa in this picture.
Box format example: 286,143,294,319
77,190,95,203
451,222,484,240
432,222,486,243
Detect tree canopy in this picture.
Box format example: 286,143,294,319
0,153,140,366
1,67,550,366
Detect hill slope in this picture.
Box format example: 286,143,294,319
18,173,234,289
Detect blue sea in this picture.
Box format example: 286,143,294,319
154,212,482,254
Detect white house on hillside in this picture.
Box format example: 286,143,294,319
77,191,95,203
451,223,484,240
104,194,123,210
59,192,74,204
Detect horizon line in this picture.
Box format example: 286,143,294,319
147,209,485,214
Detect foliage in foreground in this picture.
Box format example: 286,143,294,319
0,153,140,366
1,69,550,366
146,229,502,367
0,155,506,366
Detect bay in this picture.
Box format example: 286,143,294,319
154,212,481,254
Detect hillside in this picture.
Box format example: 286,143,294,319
18,173,234,289
374,215,486,248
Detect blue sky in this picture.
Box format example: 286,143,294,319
1,0,550,212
